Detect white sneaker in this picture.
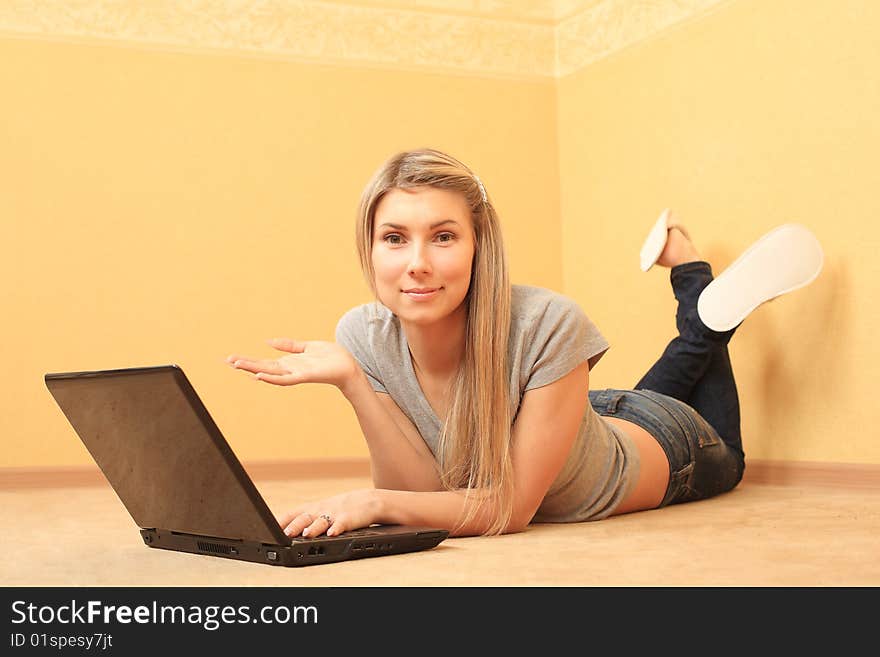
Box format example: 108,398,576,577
697,224,824,332
639,208,671,271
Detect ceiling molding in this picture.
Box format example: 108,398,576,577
0,0,727,79
557,0,727,76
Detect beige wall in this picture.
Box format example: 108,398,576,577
3,0,878,469
560,0,880,463
0,38,560,467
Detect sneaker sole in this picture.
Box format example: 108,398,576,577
639,208,671,271
697,223,824,332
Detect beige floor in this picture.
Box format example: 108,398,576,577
2,476,878,587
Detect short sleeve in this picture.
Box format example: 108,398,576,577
522,296,609,392
334,307,388,393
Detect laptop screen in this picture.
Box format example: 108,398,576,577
46,366,285,544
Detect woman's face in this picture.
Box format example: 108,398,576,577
371,186,476,327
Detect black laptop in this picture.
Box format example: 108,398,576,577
44,364,448,567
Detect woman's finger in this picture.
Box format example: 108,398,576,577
226,355,272,370
267,338,308,354
302,513,333,538
254,372,301,386
276,509,303,527
283,512,314,537
231,359,288,376
326,519,344,537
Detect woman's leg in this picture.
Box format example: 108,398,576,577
633,230,744,463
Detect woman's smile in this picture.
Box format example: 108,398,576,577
403,287,443,301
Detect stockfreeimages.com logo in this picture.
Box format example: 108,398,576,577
11,599,318,632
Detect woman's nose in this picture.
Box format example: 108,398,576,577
407,244,432,274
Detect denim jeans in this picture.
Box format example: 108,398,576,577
589,262,746,507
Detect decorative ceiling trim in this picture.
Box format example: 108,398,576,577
0,0,728,79
557,0,728,77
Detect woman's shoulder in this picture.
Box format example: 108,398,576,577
338,299,394,325
510,283,602,344
510,284,609,374
511,284,583,321
336,300,399,345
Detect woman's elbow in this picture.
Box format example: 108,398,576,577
449,521,526,538
503,510,534,535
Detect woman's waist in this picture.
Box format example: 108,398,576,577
601,416,669,514
534,408,639,522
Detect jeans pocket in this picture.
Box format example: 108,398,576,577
664,461,699,505
689,413,722,448
648,392,720,449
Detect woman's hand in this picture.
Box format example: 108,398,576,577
227,338,359,390
276,489,383,538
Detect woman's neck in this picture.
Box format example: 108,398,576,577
401,303,467,381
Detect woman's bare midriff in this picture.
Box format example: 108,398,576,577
603,416,670,516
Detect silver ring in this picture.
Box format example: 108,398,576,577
319,514,332,525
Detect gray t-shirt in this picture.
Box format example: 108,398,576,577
334,284,639,522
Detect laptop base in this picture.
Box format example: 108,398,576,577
141,527,448,567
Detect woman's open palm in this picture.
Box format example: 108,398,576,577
227,338,358,389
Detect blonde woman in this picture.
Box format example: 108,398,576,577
227,148,823,539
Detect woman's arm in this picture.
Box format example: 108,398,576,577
374,360,590,536
279,360,591,539
228,338,441,491
340,368,442,492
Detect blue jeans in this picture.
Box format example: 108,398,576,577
589,262,746,507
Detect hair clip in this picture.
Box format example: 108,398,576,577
473,175,488,204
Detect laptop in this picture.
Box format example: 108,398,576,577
44,364,448,567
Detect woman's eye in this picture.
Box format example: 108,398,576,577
381,233,455,245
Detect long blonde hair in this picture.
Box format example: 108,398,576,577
355,148,514,535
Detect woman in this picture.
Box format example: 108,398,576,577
226,148,823,539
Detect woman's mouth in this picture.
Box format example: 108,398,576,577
403,288,442,301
